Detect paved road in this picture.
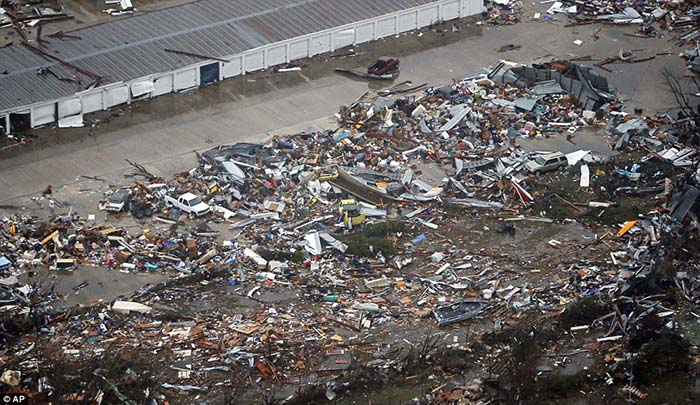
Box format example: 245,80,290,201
0,4,686,208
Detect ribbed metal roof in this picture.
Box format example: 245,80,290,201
0,0,443,112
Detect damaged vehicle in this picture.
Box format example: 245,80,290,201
367,56,400,76
105,188,132,212
525,152,567,175
163,192,211,217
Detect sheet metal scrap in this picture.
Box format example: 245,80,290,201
433,300,487,326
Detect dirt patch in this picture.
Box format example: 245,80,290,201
559,296,609,330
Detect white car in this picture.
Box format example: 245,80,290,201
163,192,211,217
105,189,132,212
525,152,568,175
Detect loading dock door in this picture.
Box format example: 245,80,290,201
103,85,129,108
244,52,264,72
0,117,6,136
58,98,82,118
153,74,174,96
335,29,355,49
81,91,103,114
441,0,460,20
222,58,242,78
31,103,57,127
289,40,308,60
200,63,220,85
174,69,197,91
10,112,31,133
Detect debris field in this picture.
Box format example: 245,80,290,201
2,1,700,404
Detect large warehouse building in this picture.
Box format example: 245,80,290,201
0,0,484,134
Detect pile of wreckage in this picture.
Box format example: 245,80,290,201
0,1,69,30
0,58,621,330
3,58,700,402
84,59,616,248
541,0,700,73
0,1,133,30
103,0,135,16
485,0,523,25
0,208,232,343
544,0,683,24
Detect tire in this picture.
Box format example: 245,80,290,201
535,170,541,176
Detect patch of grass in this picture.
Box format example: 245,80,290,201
362,221,405,237
640,371,698,403
608,150,647,164
625,333,690,384
443,203,465,217
337,221,404,257
257,248,306,263
504,321,553,400
543,196,578,220
580,198,648,225
559,296,609,330
435,347,476,371
656,256,677,279
536,372,585,398
31,348,157,404
344,236,396,257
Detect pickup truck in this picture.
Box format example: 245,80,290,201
163,192,211,217
105,188,132,212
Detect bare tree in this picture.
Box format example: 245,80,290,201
662,67,700,118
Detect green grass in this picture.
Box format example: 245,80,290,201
559,296,609,329
580,198,648,225
257,248,306,263
362,221,405,237
337,221,405,257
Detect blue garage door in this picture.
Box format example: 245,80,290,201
200,63,220,85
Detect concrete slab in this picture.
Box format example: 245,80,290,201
20,266,168,309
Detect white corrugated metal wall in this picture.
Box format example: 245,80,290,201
1,0,483,133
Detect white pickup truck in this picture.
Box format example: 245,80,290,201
163,192,211,217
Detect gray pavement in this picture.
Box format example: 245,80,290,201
518,127,617,157
0,4,685,210
21,266,169,308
